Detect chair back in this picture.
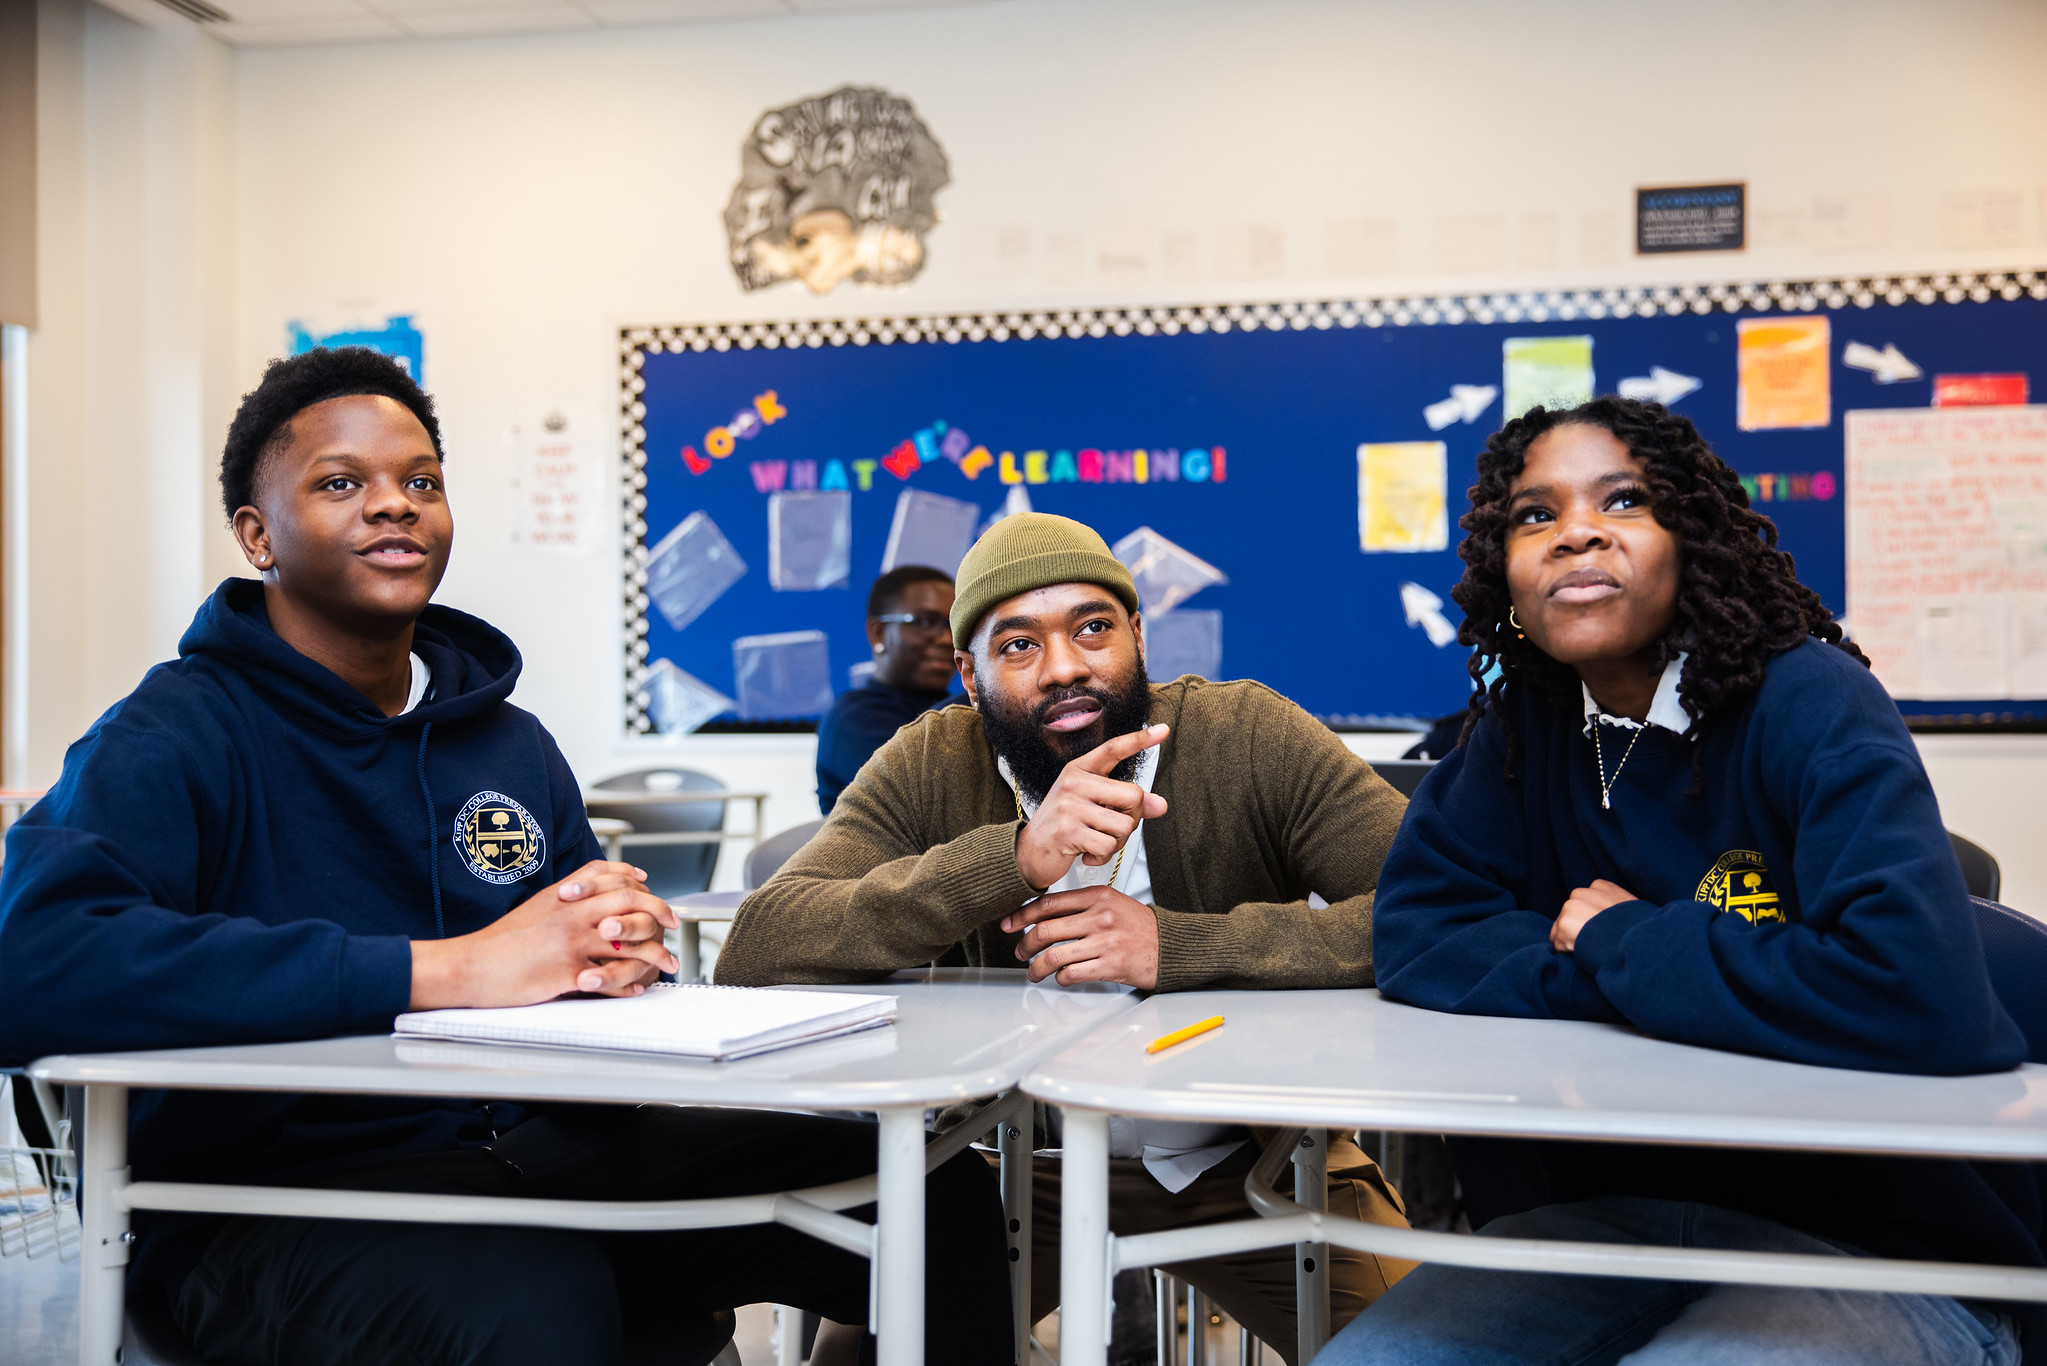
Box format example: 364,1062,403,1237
745,819,825,891
1950,831,2002,902
1371,759,1437,799
1973,898,2047,1065
586,769,725,899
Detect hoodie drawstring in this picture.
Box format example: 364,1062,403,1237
416,721,444,939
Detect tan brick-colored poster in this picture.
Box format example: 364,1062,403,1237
1737,316,1831,430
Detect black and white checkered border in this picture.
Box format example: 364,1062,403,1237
615,268,2047,732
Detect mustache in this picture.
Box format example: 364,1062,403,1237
1031,685,1114,725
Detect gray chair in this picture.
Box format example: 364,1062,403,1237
1950,831,2002,903
587,769,727,899
1371,758,1437,799
745,819,825,891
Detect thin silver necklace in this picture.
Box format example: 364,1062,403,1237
1590,716,1645,811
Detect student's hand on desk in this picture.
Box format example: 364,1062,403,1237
1014,723,1170,891
1003,886,1160,988
1551,879,1639,953
408,860,682,1008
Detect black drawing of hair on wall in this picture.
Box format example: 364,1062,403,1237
724,85,952,296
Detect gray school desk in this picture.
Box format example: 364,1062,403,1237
1022,988,2047,1366
31,969,1140,1366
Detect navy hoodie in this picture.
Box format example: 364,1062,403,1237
0,579,601,1290
1374,637,2040,1267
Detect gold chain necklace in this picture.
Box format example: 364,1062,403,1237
1017,786,1128,886
1590,716,1645,811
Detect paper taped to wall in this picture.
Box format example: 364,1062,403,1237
1845,405,2047,700
1357,442,1448,552
1737,317,1830,430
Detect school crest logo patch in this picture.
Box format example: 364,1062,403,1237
1694,850,1782,923
455,791,546,886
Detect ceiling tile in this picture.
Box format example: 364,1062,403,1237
212,0,377,23
389,4,596,34
219,12,408,41
783,0,988,11
583,0,783,25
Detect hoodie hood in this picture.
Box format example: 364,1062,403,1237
179,578,521,738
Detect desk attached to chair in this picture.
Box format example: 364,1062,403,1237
34,970,1139,1366
1024,988,2047,1366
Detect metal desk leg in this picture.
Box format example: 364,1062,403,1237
679,922,701,983
78,1084,130,1366
998,1110,1032,1362
1058,1109,1110,1366
875,1105,927,1366
1291,1130,1329,1364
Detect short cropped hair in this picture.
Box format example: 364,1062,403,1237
220,348,443,521
867,564,953,618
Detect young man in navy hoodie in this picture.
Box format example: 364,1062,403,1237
0,349,1010,1366
1324,398,2035,1366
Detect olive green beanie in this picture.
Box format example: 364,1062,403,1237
950,512,1140,645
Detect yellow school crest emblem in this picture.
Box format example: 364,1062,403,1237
1695,850,1782,923
455,790,546,886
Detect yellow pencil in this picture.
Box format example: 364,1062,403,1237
1145,1015,1225,1054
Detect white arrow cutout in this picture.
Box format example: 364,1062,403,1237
1424,384,1499,432
1842,341,1923,384
1399,582,1459,648
1616,365,1702,407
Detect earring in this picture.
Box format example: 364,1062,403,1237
256,556,270,568
873,642,884,654
1508,606,1524,639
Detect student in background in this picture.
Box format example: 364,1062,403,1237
1326,397,2030,1366
0,349,1011,1366
723,513,1417,1359
815,564,962,814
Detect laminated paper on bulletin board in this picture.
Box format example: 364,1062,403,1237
622,272,2047,733
1737,316,1830,430
1845,405,2047,700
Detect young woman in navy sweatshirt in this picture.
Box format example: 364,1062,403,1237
0,349,1010,1366
1324,397,2033,1366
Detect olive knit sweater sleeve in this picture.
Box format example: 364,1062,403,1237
1142,680,1407,991
715,706,1035,986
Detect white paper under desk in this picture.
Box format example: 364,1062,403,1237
393,983,898,1062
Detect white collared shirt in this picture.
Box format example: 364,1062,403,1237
1581,652,1692,739
1001,744,1245,1190
401,653,432,715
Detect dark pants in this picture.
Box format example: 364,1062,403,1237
172,1105,1013,1366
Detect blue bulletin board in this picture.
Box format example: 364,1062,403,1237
619,269,2047,734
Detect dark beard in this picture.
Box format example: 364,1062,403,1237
977,657,1153,806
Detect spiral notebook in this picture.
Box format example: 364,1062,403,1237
393,984,898,1062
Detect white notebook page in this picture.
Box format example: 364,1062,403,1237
393,984,897,1061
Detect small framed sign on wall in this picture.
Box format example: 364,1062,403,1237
1636,183,1746,254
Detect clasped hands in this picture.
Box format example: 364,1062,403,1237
410,859,681,1009
1550,878,1639,952
1003,723,1170,988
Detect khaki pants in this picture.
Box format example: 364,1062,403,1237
993,1133,1416,1366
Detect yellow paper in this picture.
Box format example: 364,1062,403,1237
1502,335,1595,419
1357,442,1448,552
1737,316,1831,430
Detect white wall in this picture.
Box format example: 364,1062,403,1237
17,0,2047,899
18,0,238,783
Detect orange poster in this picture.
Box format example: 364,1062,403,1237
1737,316,1831,430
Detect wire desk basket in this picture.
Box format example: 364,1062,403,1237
1,1076,78,1263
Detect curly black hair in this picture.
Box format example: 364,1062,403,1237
1453,395,1867,790
220,348,442,521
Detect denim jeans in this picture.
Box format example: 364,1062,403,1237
1312,1196,2019,1366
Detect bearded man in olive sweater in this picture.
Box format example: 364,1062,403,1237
718,513,1414,1360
